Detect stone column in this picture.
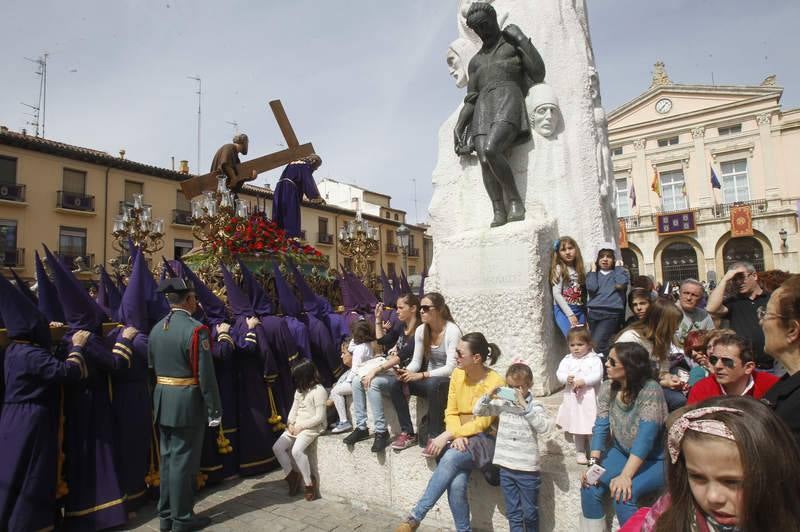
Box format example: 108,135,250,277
756,112,777,200
633,138,650,213
691,126,710,206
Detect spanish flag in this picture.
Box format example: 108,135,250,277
651,166,661,197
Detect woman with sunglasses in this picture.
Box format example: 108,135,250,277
395,292,461,448
580,342,668,529
762,274,800,445
395,332,504,532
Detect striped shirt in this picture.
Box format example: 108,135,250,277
473,394,553,472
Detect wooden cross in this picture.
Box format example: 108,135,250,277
179,100,315,199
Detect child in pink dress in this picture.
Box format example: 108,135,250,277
556,327,604,464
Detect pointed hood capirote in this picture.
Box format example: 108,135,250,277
9,267,37,305
161,256,178,281
35,250,65,324
44,244,107,332
179,259,229,326
220,262,253,318
0,272,51,348
117,246,150,331
272,263,302,317
289,262,319,315
399,270,411,294
379,267,397,308
96,266,123,318
238,259,274,316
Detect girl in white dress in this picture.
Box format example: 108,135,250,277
556,327,604,464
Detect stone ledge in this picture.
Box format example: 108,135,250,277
314,393,588,531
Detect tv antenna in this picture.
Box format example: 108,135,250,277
22,53,48,137
187,75,201,173
412,177,419,223
226,120,239,135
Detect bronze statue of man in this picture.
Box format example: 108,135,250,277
454,3,546,227
210,133,257,192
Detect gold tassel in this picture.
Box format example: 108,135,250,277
56,385,69,499
266,386,285,431
216,424,233,454
145,417,161,487
195,471,208,490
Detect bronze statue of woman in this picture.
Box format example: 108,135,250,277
454,3,546,227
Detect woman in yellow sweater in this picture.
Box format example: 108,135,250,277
395,332,504,532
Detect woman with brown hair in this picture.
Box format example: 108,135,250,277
631,396,800,531
396,292,461,447
616,296,687,410
762,274,800,444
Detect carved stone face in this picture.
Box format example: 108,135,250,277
238,139,249,155
532,104,560,137
447,49,467,88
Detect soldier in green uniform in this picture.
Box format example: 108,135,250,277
149,278,222,531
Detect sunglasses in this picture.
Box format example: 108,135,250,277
756,307,787,321
709,355,737,369
420,305,435,313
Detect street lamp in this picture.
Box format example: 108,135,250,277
110,192,165,275
779,228,788,250
396,223,410,276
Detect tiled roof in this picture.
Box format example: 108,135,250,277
0,128,189,182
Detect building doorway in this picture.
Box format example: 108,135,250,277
661,242,699,284
621,249,639,279
723,237,765,272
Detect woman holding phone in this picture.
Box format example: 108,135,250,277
580,342,668,530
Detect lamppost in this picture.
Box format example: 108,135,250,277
338,210,379,282
396,223,410,276
110,192,165,276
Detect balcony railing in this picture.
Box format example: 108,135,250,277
57,190,95,212
409,248,420,257
317,232,334,245
386,243,398,253
2,248,24,267
172,209,193,226
0,183,26,202
710,198,768,218
620,198,776,231
56,252,95,270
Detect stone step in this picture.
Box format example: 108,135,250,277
311,392,592,531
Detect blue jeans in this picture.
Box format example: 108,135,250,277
553,304,586,337
580,446,665,525
587,311,624,358
500,468,540,532
351,374,406,433
410,447,474,531
662,387,687,412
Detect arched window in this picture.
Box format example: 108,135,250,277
621,249,639,279
723,237,764,272
661,242,699,284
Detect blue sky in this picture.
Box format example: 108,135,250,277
1,0,798,224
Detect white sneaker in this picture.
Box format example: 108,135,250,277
576,454,589,465
330,421,353,434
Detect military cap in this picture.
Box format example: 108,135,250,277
156,277,195,294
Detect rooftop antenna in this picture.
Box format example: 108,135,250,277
226,120,239,135
412,177,419,224
22,52,48,137
187,75,201,173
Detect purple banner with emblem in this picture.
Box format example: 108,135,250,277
656,210,697,235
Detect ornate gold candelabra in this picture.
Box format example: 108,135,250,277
110,192,165,276
338,210,379,281
190,176,250,263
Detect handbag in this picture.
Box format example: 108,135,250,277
467,432,500,486
355,356,387,378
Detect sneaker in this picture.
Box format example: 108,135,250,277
330,421,352,434
342,427,370,445
576,454,589,465
391,432,418,451
394,517,420,532
371,431,390,453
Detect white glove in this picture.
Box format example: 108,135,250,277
208,416,221,427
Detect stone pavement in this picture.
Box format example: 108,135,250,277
123,469,448,532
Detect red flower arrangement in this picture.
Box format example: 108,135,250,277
217,213,323,263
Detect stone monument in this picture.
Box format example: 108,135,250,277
426,0,618,395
